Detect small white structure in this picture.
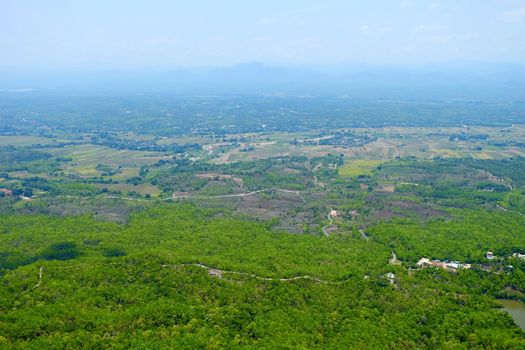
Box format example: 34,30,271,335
432,260,447,268
385,272,395,285
512,253,525,260
416,258,431,267
416,257,472,270
446,262,459,270
208,269,223,278
329,209,338,218
486,251,495,260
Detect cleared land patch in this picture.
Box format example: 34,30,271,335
339,159,383,177
51,144,168,178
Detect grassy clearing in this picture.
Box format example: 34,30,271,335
339,159,383,177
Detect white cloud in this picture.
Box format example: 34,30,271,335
502,6,525,22
259,17,274,24
359,25,393,34
414,24,446,33
455,32,479,41
296,37,323,49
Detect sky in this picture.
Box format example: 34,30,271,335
1,0,525,68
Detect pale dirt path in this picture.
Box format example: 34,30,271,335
321,210,334,237
497,124,515,132
496,178,524,217
34,266,43,289
359,229,369,241
23,266,43,293
168,188,306,202
389,251,399,265
162,263,349,285
23,262,350,291
62,188,307,203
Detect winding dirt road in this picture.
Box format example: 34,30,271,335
168,188,306,202
321,210,334,237
161,263,350,285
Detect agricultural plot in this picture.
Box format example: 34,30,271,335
93,183,161,197
339,159,383,177
0,136,66,146
50,144,169,178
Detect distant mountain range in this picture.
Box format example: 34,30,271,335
1,61,524,99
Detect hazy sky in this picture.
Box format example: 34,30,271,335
1,0,525,68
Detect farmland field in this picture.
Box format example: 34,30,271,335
339,159,383,177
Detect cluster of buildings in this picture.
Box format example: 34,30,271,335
485,251,524,261
416,257,472,271
416,251,524,273
484,251,525,261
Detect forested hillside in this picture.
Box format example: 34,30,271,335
1,204,524,348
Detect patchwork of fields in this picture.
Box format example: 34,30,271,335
1,123,524,347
